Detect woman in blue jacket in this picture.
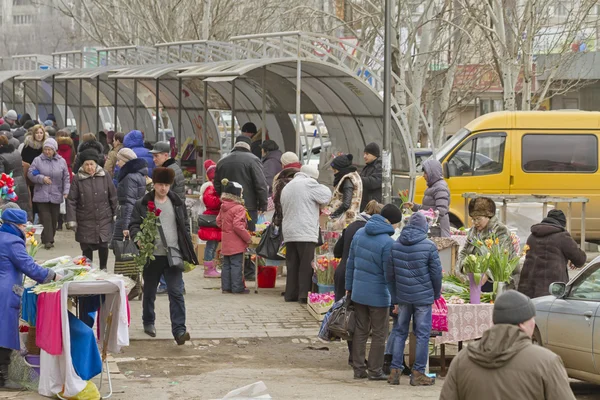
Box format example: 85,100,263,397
345,204,403,381
387,212,442,386
0,209,60,390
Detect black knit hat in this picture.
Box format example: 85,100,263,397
78,149,100,165
221,178,243,197
0,123,10,132
381,204,403,225
547,209,567,228
493,290,536,325
331,154,353,170
261,140,279,152
235,135,252,145
241,122,257,135
153,167,175,185
364,142,381,158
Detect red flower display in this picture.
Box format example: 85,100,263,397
154,208,162,217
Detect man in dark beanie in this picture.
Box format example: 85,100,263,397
240,122,262,158
440,290,575,400
214,135,269,280
518,209,586,299
129,167,199,344
359,142,382,211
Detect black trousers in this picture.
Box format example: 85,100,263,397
80,242,109,270
284,241,316,302
352,303,389,375
37,202,59,245
0,347,11,367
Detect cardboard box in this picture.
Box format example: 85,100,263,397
195,241,221,263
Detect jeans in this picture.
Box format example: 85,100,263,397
80,242,109,270
244,210,258,280
222,253,244,293
143,256,187,337
351,302,389,375
204,240,218,262
390,303,432,373
385,314,398,355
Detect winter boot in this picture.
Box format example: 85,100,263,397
410,370,435,386
388,368,401,385
204,261,221,278
383,354,392,375
0,364,22,391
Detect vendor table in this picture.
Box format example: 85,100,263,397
38,278,129,399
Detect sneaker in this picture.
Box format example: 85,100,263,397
175,331,190,346
222,290,232,294
388,368,401,385
353,370,367,379
368,372,388,381
233,289,250,294
410,370,435,386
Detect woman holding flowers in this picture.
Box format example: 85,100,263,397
458,197,516,292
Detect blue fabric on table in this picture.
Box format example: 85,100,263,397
68,312,102,380
21,289,38,326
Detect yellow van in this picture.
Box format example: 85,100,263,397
414,111,600,241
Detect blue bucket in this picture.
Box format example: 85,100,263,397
317,284,335,294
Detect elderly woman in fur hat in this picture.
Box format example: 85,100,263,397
458,197,516,292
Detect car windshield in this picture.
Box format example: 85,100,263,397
436,127,471,162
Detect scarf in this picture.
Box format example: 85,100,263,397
333,166,358,187
0,221,25,240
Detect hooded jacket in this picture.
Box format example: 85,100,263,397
213,147,269,212
272,166,300,227
333,213,370,302
113,158,148,242
359,158,382,210
28,152,70,204
262,149,283,195
217,194,252,256
123,130,155,177
73,139,105,173
12,126,27,144
518,219,586,299
0,225,53,350
56,136,75,179
162,158,185,200
281,172,332,243
388,223,442,305
440,324,576,400
21,131,48,165
345,214,395,308
413,159,450,237
67,165,118,244
198,181,222,242
0,144,32,217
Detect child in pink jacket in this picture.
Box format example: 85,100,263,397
216,179,251,294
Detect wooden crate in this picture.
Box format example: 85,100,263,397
307,302,331,322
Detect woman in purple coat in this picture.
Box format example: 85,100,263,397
0,209,59,390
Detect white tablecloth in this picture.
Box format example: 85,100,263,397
435,304,493,345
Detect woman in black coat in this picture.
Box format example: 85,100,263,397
0,136,31,219
112,153,148,242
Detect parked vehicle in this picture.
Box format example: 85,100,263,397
414,110,600,240
532,257,600,384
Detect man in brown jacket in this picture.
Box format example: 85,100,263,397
104,132,124,179
440,290,575,400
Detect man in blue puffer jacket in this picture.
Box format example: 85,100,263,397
123,130,155,178
387,212,442,387
346,204,403,381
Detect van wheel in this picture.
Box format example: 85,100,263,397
449,214,463,230
532,327,543,346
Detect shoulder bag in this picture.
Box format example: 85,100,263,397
198,214,218,228
158,225,185,272
327,296,356,340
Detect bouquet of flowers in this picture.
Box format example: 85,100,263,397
25,227,41,258
462,252,489,286
314,256,339,285
134,201,162,271
398,189,410,205
308,292,335,307
482,236,529,292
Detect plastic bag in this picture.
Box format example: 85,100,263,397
432,297,449,332
256,214,267,225
59,381,100,400
256,224,284,261
59,200,66,215
217,381,271,399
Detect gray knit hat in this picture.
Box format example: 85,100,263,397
117,148,137,163
493,290,536,325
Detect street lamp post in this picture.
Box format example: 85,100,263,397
382,0,393,204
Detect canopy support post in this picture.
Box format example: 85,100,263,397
382,0,393,204
64,80,69,127
155,79,160,139
295,40,302,159
114,79,118,132
96,76,100,134
203,81,208,183
230,80,236,150
78,79,83,133
261,66,267,140
177,77,183,149
133,79,138,128
50,76,55,115
22,81,27,116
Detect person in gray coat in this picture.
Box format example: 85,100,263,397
404,159,451,237
150,141,185,199
260,140,283,196
66,151,117,269
0,136,31,219
0,129,20,149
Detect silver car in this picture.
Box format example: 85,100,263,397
532,257,600,384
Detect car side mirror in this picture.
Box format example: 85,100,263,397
442,162,450,179
549,282,567,298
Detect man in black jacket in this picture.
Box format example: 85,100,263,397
214,135,269,279
359,142,383,211
129,168,199,344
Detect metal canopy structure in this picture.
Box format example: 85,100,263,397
0,31,426,194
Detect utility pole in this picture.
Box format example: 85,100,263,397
203,0,211,40
382,0,392,204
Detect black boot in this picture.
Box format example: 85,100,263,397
402,360,411,376
383,354,393,375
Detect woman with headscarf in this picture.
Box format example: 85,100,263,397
404,159,451,237
27,138,70,249
0,136,31,219
328,154,363,230
0,209,60,390
518,210,586,299
272,152,303,227
67,151,117,270
198,159,222,278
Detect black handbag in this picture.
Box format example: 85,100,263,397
198,214,218,228
113,238,139,262
256,224,285,260
328,296,356,340
159,226,185,272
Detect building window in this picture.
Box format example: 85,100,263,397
13,0,31,5
522,134,598,173
13,14,34,25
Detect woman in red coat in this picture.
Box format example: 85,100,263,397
198,160,222,278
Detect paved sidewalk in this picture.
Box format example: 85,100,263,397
45,231,320,340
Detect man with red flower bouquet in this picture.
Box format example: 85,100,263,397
129,167,199,344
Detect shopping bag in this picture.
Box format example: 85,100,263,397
256,224,285,261
257,214,267,225
113,239,139,262
318,298,345,341
327,296,355,340
432,297,449,332
59,199,66,215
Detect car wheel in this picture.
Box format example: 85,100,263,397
532,327,543,346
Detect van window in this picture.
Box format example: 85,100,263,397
522,134,598,173
447,134,506,177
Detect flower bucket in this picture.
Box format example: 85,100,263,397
468,273,482,304
317,283,335,294
24,354,40,376
257,265,277,288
